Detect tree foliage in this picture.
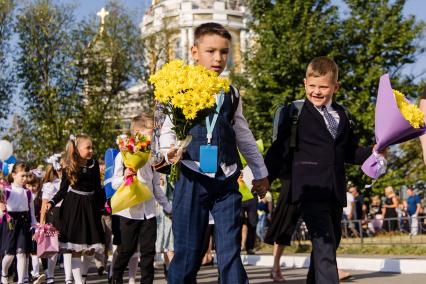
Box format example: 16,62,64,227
13,0,146,162
14,0,80,159
0,0,15,125
244,0,426,194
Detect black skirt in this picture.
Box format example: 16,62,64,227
1,211,33,254
46,206,62,231
57,191,105,252
264,179,301,246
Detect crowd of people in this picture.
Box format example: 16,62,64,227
0,21,425,284
342,184,425,238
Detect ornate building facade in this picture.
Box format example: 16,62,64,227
141,0,250,73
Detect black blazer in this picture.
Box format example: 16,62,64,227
265,99,371,206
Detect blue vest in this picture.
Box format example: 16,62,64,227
183,90,240,167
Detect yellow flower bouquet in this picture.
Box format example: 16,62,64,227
149,60,230,181
110,134,153,213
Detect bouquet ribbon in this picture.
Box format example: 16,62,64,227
361,74,426,179
111,151,153,213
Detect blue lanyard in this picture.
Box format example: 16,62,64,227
205,91,224,144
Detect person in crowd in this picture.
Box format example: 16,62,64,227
40,154,74,284
343,185,356,237
256,191,273,242
161,22,268,284
112,113,172,284
406,187,421,236
240,191,258,255
0,163,36,284
264,56,376,284
382,186,399,232
368,195,383,234
349,186,365,235
45,135,105,284
155,175,174,280
25,173,45,284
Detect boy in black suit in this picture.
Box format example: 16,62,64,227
265,57,376,284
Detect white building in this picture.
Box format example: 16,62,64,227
141,0,250,73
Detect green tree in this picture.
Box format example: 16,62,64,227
14,0,80,161
243,0,425,194
337,0,425,193
0,0,15,125
243,0,341,147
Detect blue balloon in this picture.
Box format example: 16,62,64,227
4,155,16,164
1,155,16,175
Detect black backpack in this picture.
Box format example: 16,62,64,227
272,99,354,147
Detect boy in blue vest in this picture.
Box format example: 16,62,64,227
160,22,269,284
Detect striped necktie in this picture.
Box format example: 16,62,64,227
321,105,338,138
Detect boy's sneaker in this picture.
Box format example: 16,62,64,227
32,274,45,284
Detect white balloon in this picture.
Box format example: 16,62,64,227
0,140,13,161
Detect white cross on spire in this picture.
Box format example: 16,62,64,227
96,7,109,34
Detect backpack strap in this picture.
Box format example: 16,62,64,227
229,85,240,125
288,100,305,148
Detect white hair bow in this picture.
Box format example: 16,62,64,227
69,134,76,142
31,168,43,178
45,153,62,171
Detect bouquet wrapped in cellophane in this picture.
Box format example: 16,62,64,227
110,133,153,213
149,60,230,182
361,74,426,179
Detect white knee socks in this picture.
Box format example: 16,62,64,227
71,257,83,284
16,253,28,284
63,253,73,282
1,254,14,283
46,253,58,279
31,255,40,277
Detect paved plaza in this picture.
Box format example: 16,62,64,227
45,265,426,283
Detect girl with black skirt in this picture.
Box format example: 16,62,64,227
0,163,36,284
46,135,106,284
40,155,73,284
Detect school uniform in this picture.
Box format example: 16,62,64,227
265,99,372,284
49,159,105,252
159,87,267,284
0,185,36,255
111,155,172,284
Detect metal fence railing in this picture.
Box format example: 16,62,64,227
291,215,426,245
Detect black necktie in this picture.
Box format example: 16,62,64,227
321,105,338,138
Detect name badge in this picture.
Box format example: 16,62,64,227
199,145,218,173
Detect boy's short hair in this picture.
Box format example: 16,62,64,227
194,22,232,44
130,113,154,132
306,56,339,83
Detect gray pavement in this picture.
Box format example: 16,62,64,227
44,265,426,283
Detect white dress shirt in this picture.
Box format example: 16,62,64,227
1,184,37,225
159,91,268,180
112,153,172,220
315,101,341,127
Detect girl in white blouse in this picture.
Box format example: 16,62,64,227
0,162,36,284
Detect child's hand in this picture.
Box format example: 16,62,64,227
252,178,269,199
124,168,136,178
167,148,179,164
45,203,52,211
0,202,5,211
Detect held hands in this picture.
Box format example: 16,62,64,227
252,177,269,199
373,144,387,157
124,168,136,179
167,147,179,164
45,202,52,212
0,202,5,212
